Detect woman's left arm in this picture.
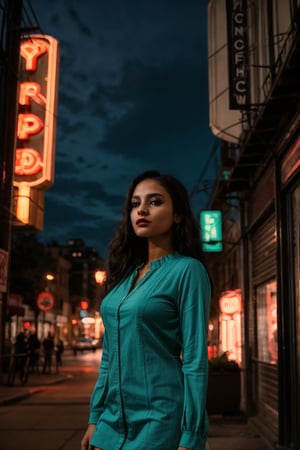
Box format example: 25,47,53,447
177,260,211,450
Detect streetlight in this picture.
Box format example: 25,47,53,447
38,273,55,339
45,273,54,282
94,270,106,342
95,270,106,285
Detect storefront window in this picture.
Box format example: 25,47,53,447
256,280,278,364
219,289,242,364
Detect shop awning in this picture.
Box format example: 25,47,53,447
7,305,25,317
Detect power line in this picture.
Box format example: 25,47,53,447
190,138,220,199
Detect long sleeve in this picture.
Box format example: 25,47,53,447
88,331,109,424
177,260,211,450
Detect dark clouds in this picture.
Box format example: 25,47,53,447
27,0,215,257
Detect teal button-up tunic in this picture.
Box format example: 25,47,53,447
89,253,211,450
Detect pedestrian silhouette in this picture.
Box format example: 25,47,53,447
28,331,41,373
54,337,64,374
12,331,29,385
42,332,54,374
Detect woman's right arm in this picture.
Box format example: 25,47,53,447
81,423,96,450
88,332,109,423
82,332,109,450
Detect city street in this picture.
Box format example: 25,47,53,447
0,349,101,450
0,349,269,450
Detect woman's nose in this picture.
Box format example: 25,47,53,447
137,205,149,216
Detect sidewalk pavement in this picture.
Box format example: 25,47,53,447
0,370,73,406
207,415,271,450
0,372,270,450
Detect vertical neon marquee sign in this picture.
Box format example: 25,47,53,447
14,35,59,188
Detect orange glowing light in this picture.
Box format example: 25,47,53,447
80,300,89,310
95,270,106,285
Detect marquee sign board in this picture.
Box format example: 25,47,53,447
226,0,249,109
14,35,59,188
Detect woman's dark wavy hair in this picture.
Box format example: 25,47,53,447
104,170,210,292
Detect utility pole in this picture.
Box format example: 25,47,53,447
0,0,23,381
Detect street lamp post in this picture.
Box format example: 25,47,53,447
94,270,106,343
95,269,106,306
36,273,55,339
45,273,54,283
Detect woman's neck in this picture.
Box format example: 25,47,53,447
146,243,174,264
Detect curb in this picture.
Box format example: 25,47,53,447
0,374,73,406
0,387,44,406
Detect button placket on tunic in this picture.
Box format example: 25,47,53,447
116,271,151,448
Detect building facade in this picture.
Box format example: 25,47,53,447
207,1,300,448
60,239,105,342
44,247,71,343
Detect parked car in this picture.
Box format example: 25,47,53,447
72,337,99,353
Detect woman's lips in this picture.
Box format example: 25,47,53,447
136,219,150,226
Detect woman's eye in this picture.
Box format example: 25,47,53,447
150,199,162,206
131,201,140,208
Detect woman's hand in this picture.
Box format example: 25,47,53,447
81,423,96,450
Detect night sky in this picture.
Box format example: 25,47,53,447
26,0,216,258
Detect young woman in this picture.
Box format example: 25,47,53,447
81,170,212,450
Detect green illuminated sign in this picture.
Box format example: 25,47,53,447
200,210,223,252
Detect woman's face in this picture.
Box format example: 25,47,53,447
130,178,180,241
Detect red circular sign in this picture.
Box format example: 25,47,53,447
36,291,55,312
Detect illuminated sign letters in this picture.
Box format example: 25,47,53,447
200,210,223,252
226,0,249,109
14,35,59,188
219,289,242,315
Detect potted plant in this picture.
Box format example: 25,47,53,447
206,352,241,415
